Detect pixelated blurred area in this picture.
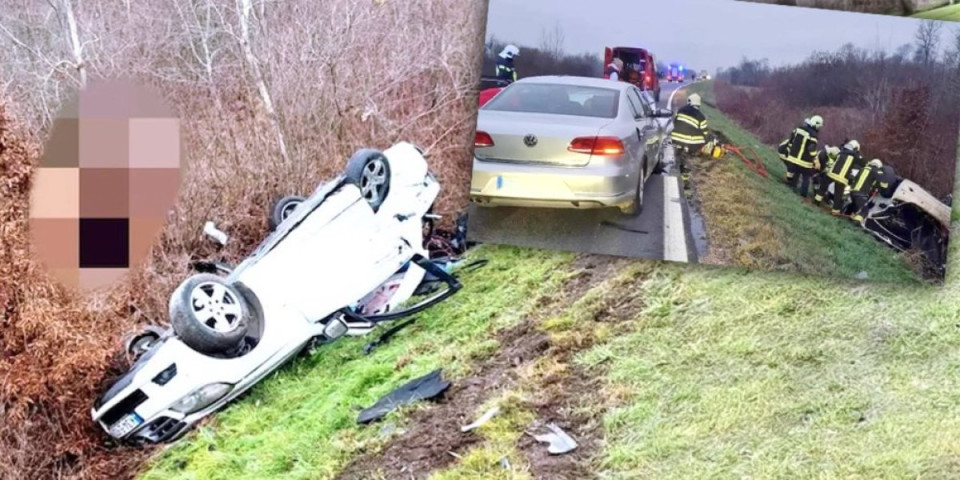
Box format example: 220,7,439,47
29,78,182,292
0,1,482,479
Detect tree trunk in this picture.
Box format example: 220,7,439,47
236,0,289,165
62,0,86,86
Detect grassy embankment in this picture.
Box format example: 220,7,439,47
682,81,923,284
915,4,960,21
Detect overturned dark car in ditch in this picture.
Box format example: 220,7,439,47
861,178,951,278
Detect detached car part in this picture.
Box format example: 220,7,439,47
91,142,462,444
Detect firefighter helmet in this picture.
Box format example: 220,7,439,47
687,93,702,107
826,145,841,158
844,140,861,152
868,159,882,168
806,115,824,130
500,44,520,59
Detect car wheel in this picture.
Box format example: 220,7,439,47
169,274,252,354
268,195,306,231
345,149,392,212
126,326,165,361
621,178,645,216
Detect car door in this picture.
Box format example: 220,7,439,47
637,89,665,167
627,87,660,181
621,87,648,179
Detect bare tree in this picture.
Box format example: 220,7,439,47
234,0,290,165
914,20,943,66
538,22,564,61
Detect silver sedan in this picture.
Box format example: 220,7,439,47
470,75,672,215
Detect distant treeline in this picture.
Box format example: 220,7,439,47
715,23,960,199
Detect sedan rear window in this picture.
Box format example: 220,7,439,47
483,83,620,119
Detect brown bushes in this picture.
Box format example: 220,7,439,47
0,1,485,479
715,45,960,199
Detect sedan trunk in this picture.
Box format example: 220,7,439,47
475,111,611,167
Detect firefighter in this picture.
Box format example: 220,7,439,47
850,159,883,223
814,140,863,215
605,58,624,81
776,115,823,198
670,93,711,179
810,145,840,200
877,164,900,198
495,44,520,84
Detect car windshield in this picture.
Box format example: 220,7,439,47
483,83,620,119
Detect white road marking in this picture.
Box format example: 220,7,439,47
663,174,689,263
666,86,683,111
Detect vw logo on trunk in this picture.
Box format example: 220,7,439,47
523,134,538,147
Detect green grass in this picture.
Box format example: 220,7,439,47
689,82,921,284
584,249,960,479
915,4,960,21
138,245,574,480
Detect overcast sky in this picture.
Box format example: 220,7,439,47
485,0,958,73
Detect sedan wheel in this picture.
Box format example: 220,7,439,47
170,274,253,354
345,149,392,212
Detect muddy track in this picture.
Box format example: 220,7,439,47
335,254,643,480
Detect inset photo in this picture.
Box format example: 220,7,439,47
737,0,960,21
468,0,960,283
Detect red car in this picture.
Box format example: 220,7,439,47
604,46,661,103
477,76,510,107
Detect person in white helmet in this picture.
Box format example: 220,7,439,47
849,158,883,223
776,115,823,198
814,139,864,215
811,144,841,199
605,57,624,81
669,92,711,179
496,44,520,84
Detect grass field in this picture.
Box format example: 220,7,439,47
915,4,960,21
139,246,574,480
134,81,960,480
686,82,922,283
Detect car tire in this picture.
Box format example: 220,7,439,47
621,178,645,216
169,274,252,354
125,326,165,361
268,195,306,231
345,149,391,212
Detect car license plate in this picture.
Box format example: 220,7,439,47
109,412,144,438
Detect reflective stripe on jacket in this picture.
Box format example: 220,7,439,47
852,165,878,194
826,150,861,185
779,125,819,169
670,105,708,146
496,57,516,82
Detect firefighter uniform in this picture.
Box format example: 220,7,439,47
811,146,839,197
777,123,821,197
850,160,882,222
814,145,863,215
877,165,899,198
496,56,517,83
670,98,709,175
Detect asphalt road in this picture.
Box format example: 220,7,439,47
467,80,703,262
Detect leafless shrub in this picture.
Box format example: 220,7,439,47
0,1,485,479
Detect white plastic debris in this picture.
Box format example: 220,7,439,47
531,423,578,455
203,221,229,246
461,406,500,432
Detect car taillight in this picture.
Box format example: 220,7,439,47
568,136,625,156
475,131,494,148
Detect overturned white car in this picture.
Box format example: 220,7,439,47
91,142,462,444
862,178,951,275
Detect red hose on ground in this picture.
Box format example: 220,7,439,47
721,143,768,178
